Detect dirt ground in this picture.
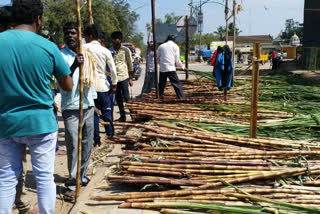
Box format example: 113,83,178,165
13,60,319,214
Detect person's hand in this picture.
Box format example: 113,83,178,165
129,78,133,87
184,68,189,72
94,107,101,117
73,53,84,67
109,86,117,95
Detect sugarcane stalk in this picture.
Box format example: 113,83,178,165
160,208,208,214
91,188,315,201
118,202,269,214
139,158,271,166
121,161,278,171
221,180,320,213
87,0,93,24
75,0,84,200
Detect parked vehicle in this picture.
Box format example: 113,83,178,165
133,57,142,80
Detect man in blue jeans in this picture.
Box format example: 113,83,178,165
0,0,73,213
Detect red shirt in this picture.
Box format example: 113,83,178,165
210,50,218,66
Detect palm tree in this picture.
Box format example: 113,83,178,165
214,23,241,41
214,26,226,41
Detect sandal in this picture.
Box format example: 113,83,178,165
63,190,75,202
55,150,67,155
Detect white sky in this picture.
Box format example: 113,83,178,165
130,0,304,40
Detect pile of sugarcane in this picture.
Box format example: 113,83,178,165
128,73,320,140
89,72,320,213
92,121,320,213
129,78,294,127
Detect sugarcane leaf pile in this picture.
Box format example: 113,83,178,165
91,72,320,213
134,73,320,140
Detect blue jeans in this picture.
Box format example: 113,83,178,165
94,92,114,145
0,132,57,214
62,107,94,191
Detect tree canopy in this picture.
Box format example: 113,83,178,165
214,22,241,41
280,18,303,41
42,0,140,47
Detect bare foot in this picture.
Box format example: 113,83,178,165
26,207,39,214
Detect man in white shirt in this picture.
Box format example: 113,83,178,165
157,34,185,99
83,24,118,147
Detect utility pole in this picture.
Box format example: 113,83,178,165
232,0,236,78
185,16,189,80
225,0,229,44
223,0,229,101
151,0,159,99
198,0,204,62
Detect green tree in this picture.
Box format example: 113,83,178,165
214,22,241,41
164,12,180,24
280,18,303,41
190,33,219,48
42,0,140,47
128,32,147,56
214,26,225,41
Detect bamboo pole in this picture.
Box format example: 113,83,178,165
250,43,260,138
151,0,159,98
87,0,93,24
75,0,84,200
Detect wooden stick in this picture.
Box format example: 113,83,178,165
75,0,84,201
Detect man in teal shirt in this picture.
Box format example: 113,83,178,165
0,0,73,213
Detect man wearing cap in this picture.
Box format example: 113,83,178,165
157,34,185,99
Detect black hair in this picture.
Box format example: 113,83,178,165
63,22,78,33
11,0,43,25
0,6,12,24
98,31,106,41
111,31,122,41
83,24,101,40
166,34,176,42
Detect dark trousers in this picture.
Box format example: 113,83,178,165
159,71,184,99
115,78,130,119
94,91,113,144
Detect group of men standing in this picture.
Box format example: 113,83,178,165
0,0,186,213
0,0,134,212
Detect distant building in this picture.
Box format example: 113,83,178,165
290,33,300,46
229,35,273,44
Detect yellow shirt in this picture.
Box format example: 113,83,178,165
112,46,133,82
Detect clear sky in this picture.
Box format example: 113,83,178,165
129,0,304,41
